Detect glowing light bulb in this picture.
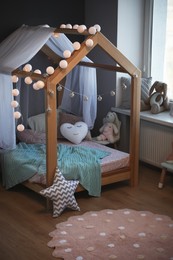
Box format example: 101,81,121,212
11,75,19,83
59,60,68,69
12,89,20,96
14,111,21,119
46,66,54,75
17,124,25,132
11,100,19,108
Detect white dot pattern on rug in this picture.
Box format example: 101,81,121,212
47,208,173,259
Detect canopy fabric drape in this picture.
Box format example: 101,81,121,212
45,34,97,129
0,25,54,150
0,25,97,150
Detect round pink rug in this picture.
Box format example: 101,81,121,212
48,208,173,259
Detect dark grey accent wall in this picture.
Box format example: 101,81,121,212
1,0,118,132
84,0,118,135
0,0,85,43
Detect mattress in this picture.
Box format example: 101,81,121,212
1,141,129,195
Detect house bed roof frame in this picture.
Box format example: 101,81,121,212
13,28,141,188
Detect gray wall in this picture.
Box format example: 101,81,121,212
85,0,118,135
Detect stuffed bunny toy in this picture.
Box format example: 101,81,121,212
96,122,119,143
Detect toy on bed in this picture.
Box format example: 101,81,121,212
96,111,121,144
141,81,169,114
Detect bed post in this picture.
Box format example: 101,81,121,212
45,79,57,187
130,73,141,186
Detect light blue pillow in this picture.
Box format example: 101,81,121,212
119,77,152,110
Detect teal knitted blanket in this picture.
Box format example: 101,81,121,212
2,142,110,196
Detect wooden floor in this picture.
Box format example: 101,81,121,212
0,162,173,260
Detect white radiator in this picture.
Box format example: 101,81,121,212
139,120,173,168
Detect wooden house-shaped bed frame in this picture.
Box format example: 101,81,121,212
13,27,141,193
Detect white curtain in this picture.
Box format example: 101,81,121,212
0,25,55,150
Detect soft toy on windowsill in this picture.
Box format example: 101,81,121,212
141,81,169,114
96,111,121,144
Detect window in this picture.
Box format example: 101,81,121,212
151,0,173,100
164,0,173,100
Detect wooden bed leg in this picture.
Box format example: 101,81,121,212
158,168,167,189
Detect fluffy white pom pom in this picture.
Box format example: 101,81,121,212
11,100,19,108
85,39,94,47
73,41,81,50
12,89,20,96
24,77,33,84
11,75,19,83
59,60,68,69
23,64,32,72
34,69,41,74
94,24,101,32
46,66,55,75
36,80,45,89
14,111,21,119
66,24,72,29
63,50,71,58
88,26,96,35
17,124,25,132
33,83,40,90
73,24,79,29
60,24,66,28
77,25,86,33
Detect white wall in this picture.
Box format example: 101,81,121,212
116,0,145,106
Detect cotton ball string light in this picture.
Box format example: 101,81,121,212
77,25,87,33
59,60,68,69
34,69,42,74
85,39,94,47
73,41,81,50
60,24,66,28
88,26,97,35
17,124,25,132
13,111,21,119
57,85,62,91
69,92,75,98
63,50,71,59
46,66,55,75
73,24,79,29
24,76,33,85
36,80,45,89
66,24,72,29
97,95,102,101
11,100,19,108
94,24,101,32
23,63,32,72
12,89,20,96
11,75,19,83
110,90,116,96
33,83,40,90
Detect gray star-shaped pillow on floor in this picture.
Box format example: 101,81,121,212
40,168,80,217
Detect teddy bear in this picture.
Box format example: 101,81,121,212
96,111,121,144
141,81,169,114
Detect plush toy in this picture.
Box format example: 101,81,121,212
96,122,119,143
96,111,121,143
141,81,169,114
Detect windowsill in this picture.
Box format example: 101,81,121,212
111,107,173,127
